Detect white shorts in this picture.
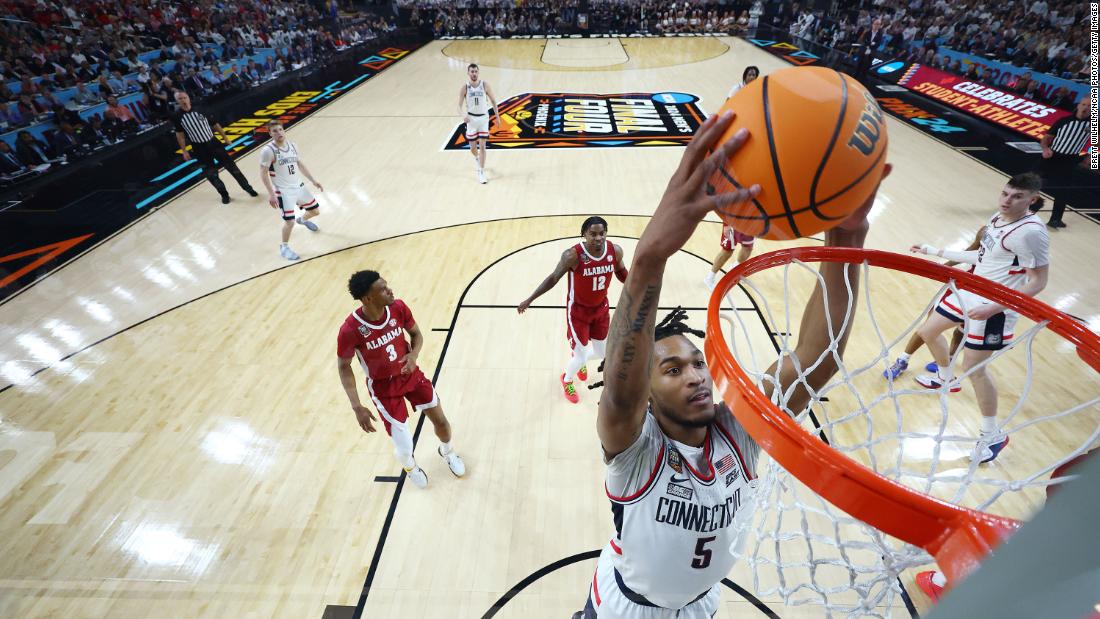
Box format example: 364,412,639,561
935,290,1018,351
275,183,318,221
580,543,720,618
465,113,490,140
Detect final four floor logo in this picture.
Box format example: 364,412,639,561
444,92,706,150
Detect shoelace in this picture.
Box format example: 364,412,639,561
564,382,576,396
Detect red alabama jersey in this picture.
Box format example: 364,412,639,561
336,300,416,393
568,241,617,308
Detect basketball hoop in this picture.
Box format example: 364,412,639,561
704,247,1100,612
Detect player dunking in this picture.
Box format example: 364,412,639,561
703,224,754,290
517,217,628,404
576,112,892,618
458,63,502,184
883,200,1043,380
336,270,466,488
909,173,1050,463
259,120,322,261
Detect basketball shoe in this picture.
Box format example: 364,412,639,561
561,373,579,404
577,365,588,381
915,373,961,393
279,244,300,261
405,465,428,488
972,434,1010,463
915,571,945,602
882,357,909,379
439,445,466,477
296,216,318,231
477,168,486,184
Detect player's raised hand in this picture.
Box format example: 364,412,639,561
635,111,760,262
352,403,377,433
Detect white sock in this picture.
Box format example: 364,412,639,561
390,422,416,469
931,571,947,587
898,352,910,362
564,349,587,382
590,339,606,360
980,416,997,435
439,441,453,455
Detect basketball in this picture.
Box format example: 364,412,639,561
708,66,889,240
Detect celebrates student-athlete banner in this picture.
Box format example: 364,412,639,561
935,48,1089,102
444,92,705,150
894,64,1070,139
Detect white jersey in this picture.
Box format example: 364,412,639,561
974,212,1049,291
605,408,760,609
465,80,488,115
260,141,302,189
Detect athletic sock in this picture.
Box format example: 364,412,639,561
898,352,910,362
931,571,947,587
980,416,997,435
439,441,453,456
564,352,585,382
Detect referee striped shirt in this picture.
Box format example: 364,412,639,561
171,107,216,143
1047,114,1090,155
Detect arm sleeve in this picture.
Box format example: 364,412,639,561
1004,225,1050,269
939,248,979,264
605,414,665,499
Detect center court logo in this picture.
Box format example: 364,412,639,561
443,91,705,150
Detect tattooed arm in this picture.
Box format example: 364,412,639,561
598,112,760,457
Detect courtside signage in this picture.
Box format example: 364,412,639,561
444,92,705,150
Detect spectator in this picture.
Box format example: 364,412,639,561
142,78,171,121
108,70,131,94
16,130,52,165
96,73,115,99
0,140,24,175
104,94,139,135
17,94,48,119
72,82,99,107
185,68,211,97
50,122,82,157
243,60,261,84
81,116,111,148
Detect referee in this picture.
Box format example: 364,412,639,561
1037,96,1091,229
171,90,258,204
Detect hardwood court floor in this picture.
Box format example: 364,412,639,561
1,38,1098,618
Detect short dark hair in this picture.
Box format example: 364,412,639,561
467,63,478,70
1007,172,1042,193
267,119,283,129
581,216,608,235
348,270,381,299
655,307,704,342
742,65,760,82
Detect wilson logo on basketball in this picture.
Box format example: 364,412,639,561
847,90,886,156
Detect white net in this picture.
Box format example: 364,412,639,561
712,255,1100,618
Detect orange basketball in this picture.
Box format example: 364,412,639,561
708,66,888,240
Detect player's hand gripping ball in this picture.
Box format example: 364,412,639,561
707,66,889,240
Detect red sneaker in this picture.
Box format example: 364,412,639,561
915,570,945,603
577,365,588,382
561,374,579,404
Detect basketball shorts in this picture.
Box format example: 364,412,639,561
935,290,1018,351
720,226,754,251
567,300,610,349
580,543,720,618
275,183,318,221
365,369,439,435
465,113,490,139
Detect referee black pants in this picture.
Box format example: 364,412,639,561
1035,154,1084,224
191,139,255,198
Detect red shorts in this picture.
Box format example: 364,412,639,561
567,300,610,349
720,226,755,251
365,369,439,435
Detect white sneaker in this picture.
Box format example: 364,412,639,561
279,245,300,261
405,466,428,488
703,271,717,290
296,216,319,232
439,446,466,477
477,168,486,184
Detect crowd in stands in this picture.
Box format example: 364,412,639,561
780,0,1088,106
0,0,396,183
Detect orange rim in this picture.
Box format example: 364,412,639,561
705,247,1100,582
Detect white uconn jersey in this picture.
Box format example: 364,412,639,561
974,213,1049,291
465,80,488,115
605,408,760,608
264,141,302,189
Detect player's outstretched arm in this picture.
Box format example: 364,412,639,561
599,112,759,457
337,355,377,433
612,243,628,282
766,164,892,416
457,84,468,120
517,249,578,313
400,321,423,375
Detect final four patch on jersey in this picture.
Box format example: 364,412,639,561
389,319,397,327
358,325,369,336
668,448,683,474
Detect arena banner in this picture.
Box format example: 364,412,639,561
443,92,705,150
745,38,821,66
893,64,1070,139
935,48,1089,102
